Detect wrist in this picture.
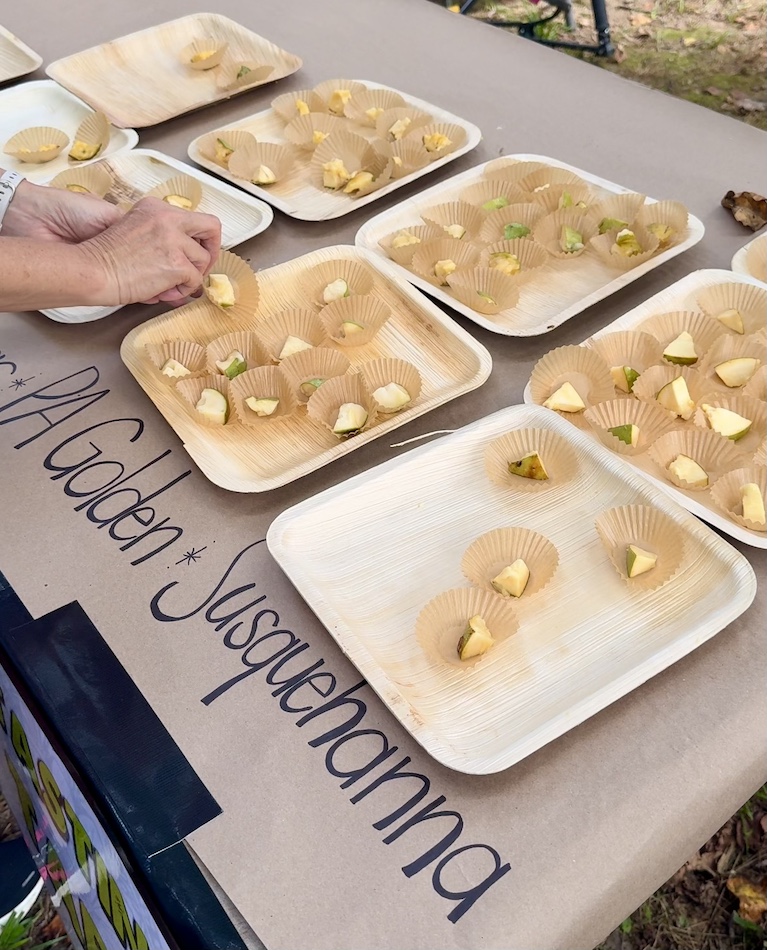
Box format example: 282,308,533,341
0,178,41,237
76,237,120,306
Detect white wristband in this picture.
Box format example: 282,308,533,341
0,170,25,233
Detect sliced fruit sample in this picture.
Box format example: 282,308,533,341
322,159,352,189
236,65,253,81
160,358,191,379
456,615,495,660
482,196,509,212
611,365,641,393
278,335,313,360
656,376,695,420
328,89,352,114
443,223,466,239
741,482,766,526
701,404,752,441
714,308,745,334
206,274,236,308
663,331,698,365
332,402,368,436
477,291,496,305
339,321,365,338
252,165,276,185
543,381,586,412
491,559,530,598
508,451,548,480
299,377,325,397
215,350,247,380
560,226,584,254
423,132,451,152
365,106,384,122
66,183,90,194
68,140,102,162
391,230,421,249
715,357,760,388
647,222,674,247
312,129,329,146
503,222,530,240
245,396,279,417
433,259,457,283
372,382,411,411
191,50,216,64
388,117,411,139
344,172,374,194
626,544,657,578
611,228,642,257
668,453,708,487
560,191,586,210
488,252,521,277
195,388,228,424
322,278,350,304
295,99,311,116
215,137,234,164
608,424,640,446
598,216,629,234
163,194,193,210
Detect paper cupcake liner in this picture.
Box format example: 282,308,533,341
312,79,368,116
745,236,767,283
533,210,598,261
693,393,766,457
145,341,207,382
584,398,678,456
146,174,203,211
205,331,269,377
587,330,664,385
754,441,767,467
229,365,298,425
530,183,594,215
594,505,685,593
447,267,520,315
47,164,113,197
300,258,377,308
519,167,587,196
374,106,432,143
591,193,646,232
306,372,378,437
410,238,481,287
647,427,746,491
319,296,391,346
461,527,559,600
344,88,407,126
478,203,546,244
358,358,422,412
529,345,615,427
4,126,69,163
342,149,392,197
710,464,767,533
590,225,659,272
175,374,234,428
67,112,109,163
253,308,326,362
228,141,296,186
379,225,442,265
382,137,431,179
458,180,529,213
744,365,767,401
482,158,549,184
279,348,351,404
414,588,519,671
217,61,274,92
639,310,725,361
197,130,258,169
484,427,580,493
636,200,689,249
698,332,766,381
696,281,767,337
271,88,327,123
632,365,708,419
181,38,228,70
480,239,549,283
419,200,484,241
204,250,260,317
282,112,347,151
310,131,379,191
417,123,467,161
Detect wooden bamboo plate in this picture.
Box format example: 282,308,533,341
0,80,137,183
355,154,705,336
46,13,303,128
41,149,275,325
732,234,767,285
524,269,767,548
266,404,756,773
120,246,492,492
0,24,42,84
187,80,482,221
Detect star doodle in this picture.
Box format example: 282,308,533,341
175,546,207,566
10,376,35,390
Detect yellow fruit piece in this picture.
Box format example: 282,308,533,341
391,230,421,250
489,252,521,277
191,50,216,63
322,158,352,190
423,132,451,153
206,274,236,309
626,544,657,578
741,483,766,527
68,140,102,162
163,194,193,210
433,259,457,283
662,331,698,365
312,129,329,146
328,89,352,114
656,376,695,419
668,453,708,487
715,357,760,388
715,308,744,334
65,183,90,194
388,117,412,140
543,381,585,412
295,99,310,116
491,559,530,598
508,451,548,480
456,615,495,660
344,171,374,194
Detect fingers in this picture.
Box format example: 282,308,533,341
180,211,222,276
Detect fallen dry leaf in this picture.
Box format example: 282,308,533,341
726,876,767,924
722,191,767,231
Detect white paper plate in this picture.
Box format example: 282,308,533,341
523,269,767,549
188,80,482,221
0,24,42,83
731,233,767,285
0,80,137,183
41,149,275,324
355,154,705,335
267,404,756,774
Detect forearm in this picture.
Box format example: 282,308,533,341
0,238,109,311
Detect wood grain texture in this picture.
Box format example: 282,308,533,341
0,24,41,83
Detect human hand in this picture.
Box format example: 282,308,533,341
80,196,222,306
1,179,123,243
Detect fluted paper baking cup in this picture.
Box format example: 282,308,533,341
282,113,347,150
68,111,109,162
197,130,258,169
590,225,659,272
710,464,767,533
461,527,559,600
636,200,689,249
306,372,378,436
4,126,69,164
754,441,766,466
744,365,767,401
480,239,549,282
279,348,351,404
48,164,113,197
345,87,407,126
379,225,442,266
594,504,685,593
228,141,296,185
374,106,432,143
146,174,203,211
533,209,598,261
229,365,298,425
482,158,549,184
203,250,260,317
417,123,467,161
647,427,746,491
301,258,377,308
145,341,207,382
530,183,594,215
632,365,708,419
217,61,274,91
181,37,227,70
458,180,528,212
381,137,431,179
529,344,614,427
693,393,766,457
483,427,580,493
479,203,546,244
310,131,379,191
519,166,587,196
205,331,269,377
584,398,677,457
271,88,327,123
319,295,391,346
587,330,664,384
592,193,646,231
745,236,767,283
696,281,767,338
639,310,725,359
312,79,368,116
175,374,234,428
358,358,422,412
419,200,484,241
447,267,520,315
698,333,765,385
410,238,481,287
414,588,520,671
253,308,326,362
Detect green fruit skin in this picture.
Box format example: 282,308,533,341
503,223,530,240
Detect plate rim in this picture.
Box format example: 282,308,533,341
0,24,43,82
